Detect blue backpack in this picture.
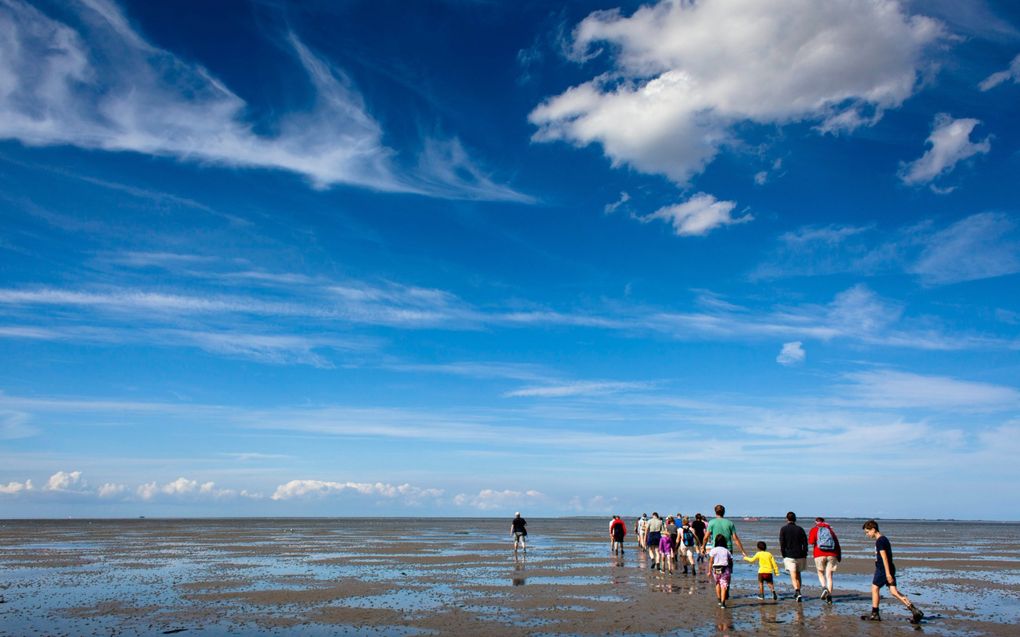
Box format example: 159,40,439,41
682,526,695,547
816,525,836,552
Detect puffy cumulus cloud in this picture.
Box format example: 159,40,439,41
45,470,85,491
979,53,1020,91
136,477,237,500
0,479,34,494
453,489,545,511
162,477,235,498
0,0,527,202
136,482,158,500
899,114,990,187
777,341,806,366
97,482,126,498
271,480,443,502
640,193,750,237
530,0,944,184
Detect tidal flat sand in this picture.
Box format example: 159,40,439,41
1,518,1018,636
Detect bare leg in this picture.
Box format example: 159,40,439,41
889,584,911,607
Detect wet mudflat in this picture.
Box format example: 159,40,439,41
1,517,1018,636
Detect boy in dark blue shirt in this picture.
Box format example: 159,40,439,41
861,520,924,623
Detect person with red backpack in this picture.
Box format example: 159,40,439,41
809,516,842,603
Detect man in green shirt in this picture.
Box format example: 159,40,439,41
702,504,747,558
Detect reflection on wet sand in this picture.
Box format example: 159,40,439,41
0,517,1017,636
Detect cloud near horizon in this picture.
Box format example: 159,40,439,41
453,489,545,511
271,480,443,502
0,0,529,202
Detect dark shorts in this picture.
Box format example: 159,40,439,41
647,532,661,547
758,573,774,583
612,531,625,541
873,569,896,588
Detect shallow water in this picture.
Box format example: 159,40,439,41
0,518,1018,636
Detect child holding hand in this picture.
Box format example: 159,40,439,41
744,541,780,601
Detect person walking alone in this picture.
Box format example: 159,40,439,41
779,511,808,602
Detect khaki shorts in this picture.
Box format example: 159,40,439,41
814,555,838,571
784,557,806,573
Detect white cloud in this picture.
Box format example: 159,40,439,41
777,341,805,366
979,53,1020,91
0,0,526,201
909,212,1020,285
755,214,1020,286
0,409,38,439
840,370,1020,411
530,0,943,184
134,477,235,500
46,470,84,491
899,114,991,186
505,381,651,398
161,477,199,495
98,482,125,498
160,477,234,498
271,479,443,501
604,191,630,214
0,479,33,494
568,494,616,513
136,481,158,500
640,193,750,237
163,330,337,368
453,489,544,511
754,171,768,185
826,285,902,336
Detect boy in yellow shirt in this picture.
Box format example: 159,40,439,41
744,541,780,601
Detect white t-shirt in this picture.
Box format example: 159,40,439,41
710,546,732,568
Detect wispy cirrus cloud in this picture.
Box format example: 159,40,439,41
0,0,528,202
0,276,1010,358
979,53,1020,91
910,213,1020,285
505,380,652,398
754,213,1020,287
837,369,1020,412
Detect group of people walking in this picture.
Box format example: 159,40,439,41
600,505,924,623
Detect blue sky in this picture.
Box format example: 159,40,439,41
1,0,1018,519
